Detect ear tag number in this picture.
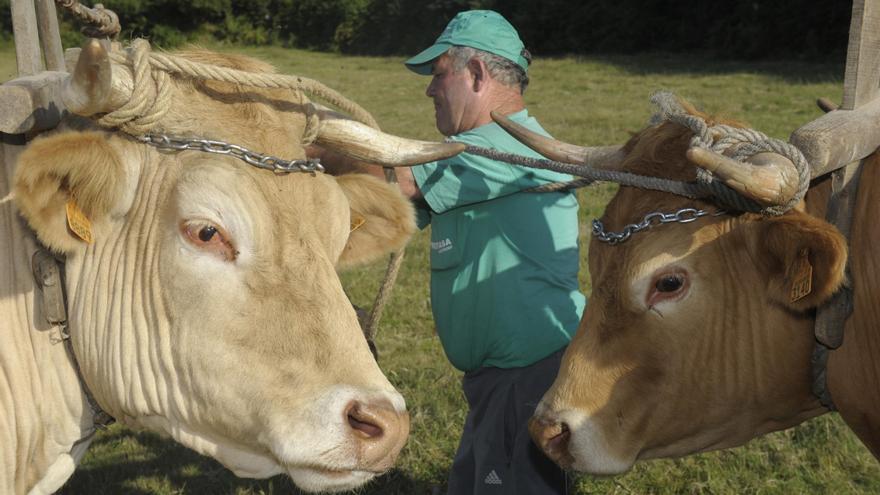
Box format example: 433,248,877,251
350,214,366,233
66,199,94,244
790,248,812,303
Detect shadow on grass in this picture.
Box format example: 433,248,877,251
60,427,440,495
557,51,845,85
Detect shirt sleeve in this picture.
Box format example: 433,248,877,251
411,146,568,214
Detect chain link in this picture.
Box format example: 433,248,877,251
592,208,727,245
137,134,325,174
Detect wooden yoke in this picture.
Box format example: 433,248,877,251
791,0,880,179
2,0,70,134
806,0,880,351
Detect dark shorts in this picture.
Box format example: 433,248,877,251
446,349,569,495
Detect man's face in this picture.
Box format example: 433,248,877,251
426,54,477,136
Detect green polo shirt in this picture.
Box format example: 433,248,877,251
411,109,586,372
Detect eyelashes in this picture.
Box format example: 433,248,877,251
180,220,239,262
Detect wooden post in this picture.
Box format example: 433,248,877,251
35,0,65,71
10,0,43,76
814,0,880,349
842,0,880,109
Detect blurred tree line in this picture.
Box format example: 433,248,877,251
0,0,851,61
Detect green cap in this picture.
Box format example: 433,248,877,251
405,10,528,76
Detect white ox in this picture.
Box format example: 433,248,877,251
1,41,463,494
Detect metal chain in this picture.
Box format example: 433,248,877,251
137,134,324,174
592,207,727,245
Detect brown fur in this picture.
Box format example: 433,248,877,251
535,99,868,474
749,212,848,311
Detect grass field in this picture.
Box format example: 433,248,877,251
3,41,878,494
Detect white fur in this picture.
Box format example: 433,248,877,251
9,90,415,494
26,454,76,495
268,385,404,467
551,407,634,475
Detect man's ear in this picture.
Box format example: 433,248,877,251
467,57,488,92
14,131,129,253
334,174,416,270
747,211,847,311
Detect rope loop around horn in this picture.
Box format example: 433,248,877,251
92,38,380,146
650,91,811,215
98,39,172,134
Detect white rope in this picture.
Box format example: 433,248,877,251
99,39,379,142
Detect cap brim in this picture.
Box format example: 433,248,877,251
404,42,451,75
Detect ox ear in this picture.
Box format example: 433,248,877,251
749,212,847,311
334,174,416,270
14,131,129,253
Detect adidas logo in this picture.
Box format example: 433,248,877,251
484,470,502,485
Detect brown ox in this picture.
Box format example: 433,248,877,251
496,100,878,474
1,41,462,494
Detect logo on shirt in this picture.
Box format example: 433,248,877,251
431,237,453,254
484,470,502,485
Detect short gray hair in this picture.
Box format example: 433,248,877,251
446,46,531,94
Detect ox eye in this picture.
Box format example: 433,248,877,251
656,275,684,293
198,226,217,242
646,270,690,309
181,221,238,262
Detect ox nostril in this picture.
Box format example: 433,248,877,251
529,416,571,463
346,401,384,439
343,398,410,471
546,422,571,456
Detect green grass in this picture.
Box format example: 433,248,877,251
4,43,877,494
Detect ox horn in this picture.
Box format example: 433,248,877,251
686,147,801,206
63,38,132,116
315,109,465,166
490,111,625,168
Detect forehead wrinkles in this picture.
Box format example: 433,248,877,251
245,172,346,279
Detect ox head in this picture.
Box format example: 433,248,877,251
12,41,462,492
495,101,847,473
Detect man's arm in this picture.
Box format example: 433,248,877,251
306,144,423,200
369,166,422,200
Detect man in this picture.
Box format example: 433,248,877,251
400,11,585,495
313,10,585,494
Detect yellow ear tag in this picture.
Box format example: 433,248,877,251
65,199,94,244
789,248,812,303
350,214,366,233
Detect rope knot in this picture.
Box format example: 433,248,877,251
92,38,379,143
301,103,321,147
651,91,810,215
98,39,172,134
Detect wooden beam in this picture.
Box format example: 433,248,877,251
35,0,65,71
11,0,43,76
842,0,880,109
0,72,68,134
791,96,880,178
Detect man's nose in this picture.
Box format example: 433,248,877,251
425,80,435,98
